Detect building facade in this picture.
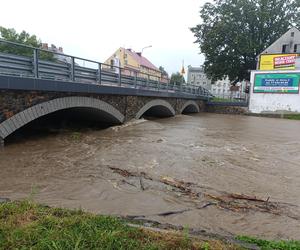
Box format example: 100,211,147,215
104,48,168,82
258,27,300,70
210,77,231,97
261,27,300,54
186,66,211,90
249,28,300,114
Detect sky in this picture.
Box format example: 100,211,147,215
0,0,209,75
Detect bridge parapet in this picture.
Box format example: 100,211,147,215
0,40,208,146
0,39,212,100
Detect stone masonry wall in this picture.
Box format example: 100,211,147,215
205,105,248,114
0,90,205,124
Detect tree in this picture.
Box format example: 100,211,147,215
159,66,169,77
191,0,300,81
0,26,54,60
170,72,185,85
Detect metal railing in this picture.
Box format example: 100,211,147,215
0,39,212,98
207,92,249,106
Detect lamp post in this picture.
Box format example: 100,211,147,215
141,45,152,55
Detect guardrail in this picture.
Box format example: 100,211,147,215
207,93,249,106
0,39,213,98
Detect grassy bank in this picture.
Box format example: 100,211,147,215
1,200,299,249
0,200,239,250
236,236,300,250
282,114,300,120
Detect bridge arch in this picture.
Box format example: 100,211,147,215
0,96,125,140
180,101,200,114
136,99,175,119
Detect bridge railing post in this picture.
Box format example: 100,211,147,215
70,57,75,81
145,74,148,89
166,80,169,92
97,63,102,84
135,72,138,88
157,76,160,91
33,49,39,78
118,67,122,86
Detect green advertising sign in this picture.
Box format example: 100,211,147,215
254,73,300,93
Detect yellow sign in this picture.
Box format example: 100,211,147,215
259,54,300,70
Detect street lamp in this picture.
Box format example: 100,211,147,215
141,45,152,54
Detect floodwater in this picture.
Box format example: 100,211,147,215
0,113,299,240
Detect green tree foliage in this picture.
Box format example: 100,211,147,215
170,72,186,85
191,0,300,81
159,66,169,77
0,26,54,61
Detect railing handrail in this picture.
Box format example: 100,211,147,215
0,39,213,98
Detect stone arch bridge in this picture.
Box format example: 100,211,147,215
0,40,210,146
0,89,205,146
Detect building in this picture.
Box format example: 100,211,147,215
261,27,300,54
249,27,300,114
41,43,70,63
186,65,211,90
211,77,231,97
258,27,300,70
104,48,168,82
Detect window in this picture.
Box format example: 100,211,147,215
282,44,288,53
294,44,300,53
291,32,295,37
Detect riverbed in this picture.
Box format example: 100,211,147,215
0,113,299,239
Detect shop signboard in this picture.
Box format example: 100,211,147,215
254,73,300,93
259,54,300,70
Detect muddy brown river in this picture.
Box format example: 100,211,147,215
0,113,299,240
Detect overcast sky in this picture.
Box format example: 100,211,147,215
0,0,208,75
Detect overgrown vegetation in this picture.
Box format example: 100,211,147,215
0,200,239,250
210,97,244,102
0,26,54,60
237,235,300,250
283,114,300,120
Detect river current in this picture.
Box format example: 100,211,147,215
0,113,299,239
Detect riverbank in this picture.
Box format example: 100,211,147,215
1,200,299,249
0,200,239,250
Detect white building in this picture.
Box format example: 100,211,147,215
261,27,300,54
249,70,300,113
211,77,231,97
187,66,211,90
249,28,300,114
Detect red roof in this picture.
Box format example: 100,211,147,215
125,48,159,72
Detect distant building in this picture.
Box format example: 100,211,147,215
261,27,300,54
186,65,211,90
258,27,300,70
104,48,168,82
211,77,231,97
41,43,70,63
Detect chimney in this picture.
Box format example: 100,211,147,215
58,47,63,52
41,43,48,49
137,52,142,57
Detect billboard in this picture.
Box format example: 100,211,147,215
259,54,300,70
254,73,300,93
